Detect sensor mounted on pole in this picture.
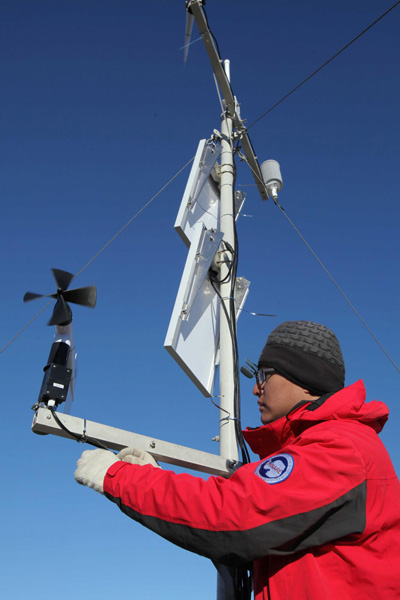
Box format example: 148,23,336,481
260,159,283,201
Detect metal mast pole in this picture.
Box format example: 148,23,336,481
216,60,239,600
218,59,238,462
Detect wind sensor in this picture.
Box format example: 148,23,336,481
24,268,96,411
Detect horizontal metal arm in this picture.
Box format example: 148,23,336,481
32,407,240,478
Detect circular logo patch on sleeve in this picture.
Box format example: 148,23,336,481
255,453,294,484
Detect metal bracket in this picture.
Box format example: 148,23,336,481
32,407,240,477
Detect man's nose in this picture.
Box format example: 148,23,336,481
253,382,261,396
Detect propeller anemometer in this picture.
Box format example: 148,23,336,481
23,268,97,326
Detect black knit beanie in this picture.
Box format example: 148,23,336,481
258,321,345,395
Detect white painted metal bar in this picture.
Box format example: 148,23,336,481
215,64,241,600
32,407,239,477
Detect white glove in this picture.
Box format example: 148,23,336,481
118,446,161,468
75,449,120,494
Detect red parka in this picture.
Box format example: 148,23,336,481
104,381,400,599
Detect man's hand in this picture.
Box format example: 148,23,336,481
118,447,161,468
75,449,120,495
75,447,160,495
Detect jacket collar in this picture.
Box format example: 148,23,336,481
242,407,299,458
242,380,389,459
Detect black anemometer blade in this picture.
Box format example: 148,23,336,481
24,268,97,325
23,291,46,303
63,286,97,308
51,268,74,291
48,297,71,326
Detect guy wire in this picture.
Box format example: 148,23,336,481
73,155,195,281
248,0,400,129
0,301,53,355
240,154,400,375
274,199,400,375
0,156,195,355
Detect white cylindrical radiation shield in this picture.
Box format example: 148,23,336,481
260,159,283,200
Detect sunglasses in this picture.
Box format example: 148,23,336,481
241,359,276,386
256,367,276,386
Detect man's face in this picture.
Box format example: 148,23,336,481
253,372,311,425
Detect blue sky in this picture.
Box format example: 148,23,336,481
1,1,399,598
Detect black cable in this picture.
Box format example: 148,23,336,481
214,242,235,284
209,273,242,443
208,155,250,466
231,191,251,465
230,140,254,462
49,408,115,452
202,10,253,593
231,165,249,463
209,270,252,598
230,155,250,464
202,4,223,70
203,3,239,120
248,0,400,129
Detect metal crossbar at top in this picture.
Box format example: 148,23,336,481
188,0,269,202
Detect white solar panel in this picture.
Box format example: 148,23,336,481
164,223,223,397
174,139,221,247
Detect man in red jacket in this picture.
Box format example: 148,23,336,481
75,321,400,599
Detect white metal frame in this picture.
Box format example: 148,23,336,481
32,407,239,477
